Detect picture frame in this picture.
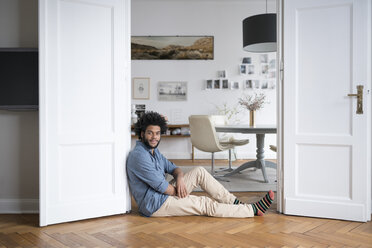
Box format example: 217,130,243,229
217,70,226,78
214,79,221,89
206,79,213,90
261,80,269,89
269,59,276,69
247,65,255,75
242,57,252,64
132,77,150,99
254,80,260,89
231,81,240,90
239,64,247,75
269,80,276,89
244,79,253,89
158,81,187,101
260,54,268,63
221,79,229,89
261,64,269,75
131,36,214,60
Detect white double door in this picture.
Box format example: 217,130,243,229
39,0,131,226
282,0,371,222
38,0,371,226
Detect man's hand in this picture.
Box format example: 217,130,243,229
176,177,188,198
164,184,177,196
172,168,188,198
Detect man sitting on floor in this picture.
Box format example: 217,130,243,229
126,111,274,218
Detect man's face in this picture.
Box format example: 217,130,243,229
142,125,161,149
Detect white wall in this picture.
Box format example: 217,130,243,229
0,0,39,212
131,0,277,159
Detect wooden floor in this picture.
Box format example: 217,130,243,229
0,192,371,247
0,160,371,247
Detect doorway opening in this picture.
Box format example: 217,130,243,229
130,0,281,211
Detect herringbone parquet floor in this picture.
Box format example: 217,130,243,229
0,191,371,247
1,160,372,247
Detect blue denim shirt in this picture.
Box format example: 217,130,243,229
126,141,177,217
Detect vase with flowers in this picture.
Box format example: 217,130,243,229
238,93,266,126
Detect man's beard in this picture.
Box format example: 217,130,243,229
142,136,161,149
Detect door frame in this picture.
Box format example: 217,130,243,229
276,0,283,213
276,0,372,217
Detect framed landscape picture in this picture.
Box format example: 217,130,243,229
131,36,214,60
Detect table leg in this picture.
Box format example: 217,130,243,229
223,133,276,183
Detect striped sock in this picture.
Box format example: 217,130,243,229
233,198,242,205
251,190,274,216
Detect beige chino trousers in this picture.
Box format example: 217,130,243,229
152,167,254,218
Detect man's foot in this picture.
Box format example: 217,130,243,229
251,190,274,216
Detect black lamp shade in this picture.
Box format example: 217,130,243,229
243,13,277,53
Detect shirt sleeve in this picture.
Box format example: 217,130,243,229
128,153,169,194
160,153,178,174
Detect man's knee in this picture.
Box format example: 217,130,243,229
191,166,207,175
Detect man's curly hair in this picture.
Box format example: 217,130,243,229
134,111,168,140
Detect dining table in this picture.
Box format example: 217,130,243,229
215,124,277,183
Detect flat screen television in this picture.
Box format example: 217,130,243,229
0,48,38,110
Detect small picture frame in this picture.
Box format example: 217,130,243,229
133,77,150,99
269,59,276,69
261,80,269,89
217,70,226,78
244,79,253,89
242,57,252,64
268,70,276,78
260,54,268,63
261,64,269,75
247,65,255,75
214,79,221,89
231,81,240,90
206,79,213,89
222,79,229,89
239,64,247,75
269,80,276,89
254,80,260,89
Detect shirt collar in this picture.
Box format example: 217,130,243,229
136,140,157,155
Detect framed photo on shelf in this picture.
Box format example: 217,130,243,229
132,77,150,99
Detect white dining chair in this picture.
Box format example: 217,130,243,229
188,115,249,181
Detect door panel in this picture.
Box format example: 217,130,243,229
296,3,352,135
39,0,131,226
283,0,371,221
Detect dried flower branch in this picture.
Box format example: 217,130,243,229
239,93,266,111
214,102,240,123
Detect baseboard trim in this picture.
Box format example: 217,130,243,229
0,199,39,213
